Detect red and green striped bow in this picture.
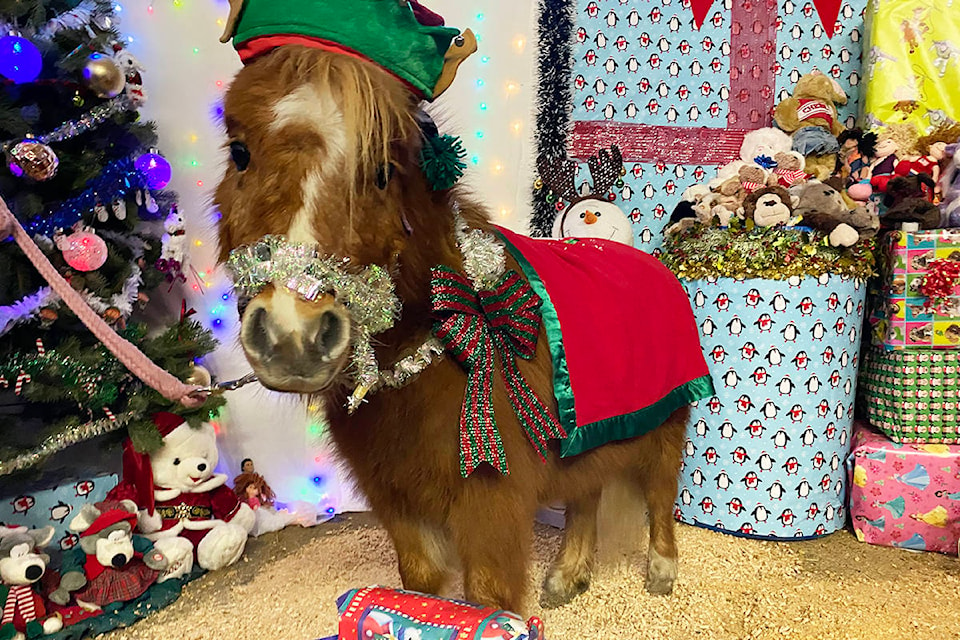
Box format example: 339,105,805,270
431,265,567,477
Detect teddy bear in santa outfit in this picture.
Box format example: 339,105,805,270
107,412,254,575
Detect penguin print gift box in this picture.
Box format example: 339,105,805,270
676,274,866,540
847,422,960,556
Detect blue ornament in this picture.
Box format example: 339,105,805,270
134,152,172,190
0,36,43,84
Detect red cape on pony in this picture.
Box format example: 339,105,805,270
495,227,714,456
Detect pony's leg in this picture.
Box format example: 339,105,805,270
540,491,600,609
450,496,531,612
636,415,687,595
383,517,452,596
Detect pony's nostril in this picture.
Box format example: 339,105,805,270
245,307,272,358
314,310,344,359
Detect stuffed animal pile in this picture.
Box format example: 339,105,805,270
668,71,960,239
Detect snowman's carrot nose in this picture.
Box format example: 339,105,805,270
584,210,598,224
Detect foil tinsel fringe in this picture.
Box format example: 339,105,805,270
0,412,132,477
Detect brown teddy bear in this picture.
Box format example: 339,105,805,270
774,73,848,137
773,151,808,187
741,186,796,227
793,181,879,247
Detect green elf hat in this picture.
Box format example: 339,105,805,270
220,0,478,101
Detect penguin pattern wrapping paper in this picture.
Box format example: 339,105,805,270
676,275,866,539
541,0,868,251
848,422,960,556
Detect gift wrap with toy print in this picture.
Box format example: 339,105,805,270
869,229,960,350
0,473,117,554
676,275,866,539
861,0,960,132
861,347,959,444
847,421,960,555
329,587,543,640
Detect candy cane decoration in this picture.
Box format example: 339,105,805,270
15,372,31,395
35,338,45,355
0,375,7,388
103,407,116,422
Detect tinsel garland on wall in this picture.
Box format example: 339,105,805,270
530,0,575,237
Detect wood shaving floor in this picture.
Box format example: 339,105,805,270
101,513,960,640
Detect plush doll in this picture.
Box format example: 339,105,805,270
868,124,921,194
49,501,168,610
772,151,809,188
539,146,635,246
107,413,255,573
774,72,848,137
882,175,942,230
895,125,960,201
740,186,796,228
793,181,880,247
791,127,840,181
0,527,63,640
837,128,878,201
231,473,317,537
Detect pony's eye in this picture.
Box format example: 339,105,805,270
376,163,395,190
230,141,250,172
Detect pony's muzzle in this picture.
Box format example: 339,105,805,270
239,287,352,393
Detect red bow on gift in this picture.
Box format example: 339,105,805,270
431,266,566,477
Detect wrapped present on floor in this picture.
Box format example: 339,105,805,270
332,587,543,640
860,347,959,444
862,0,960,132
847,421,960,555
868,229,960,349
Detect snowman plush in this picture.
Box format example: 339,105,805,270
539,145,635,246
107,413,254,575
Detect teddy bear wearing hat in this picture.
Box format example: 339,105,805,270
107,413,254,573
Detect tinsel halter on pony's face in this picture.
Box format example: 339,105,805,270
215,1,477,408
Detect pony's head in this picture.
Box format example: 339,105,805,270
215,47,421,394
215,36,479,401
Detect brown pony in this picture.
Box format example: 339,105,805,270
214,47,688,612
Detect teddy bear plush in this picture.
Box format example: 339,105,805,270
882,175,942,230
774,72,848,137
713,127,793,186
793,181,879,247
741,186,796,227
107,413,254,574
49,501,168,610
772,151,808,188
0,526,62,640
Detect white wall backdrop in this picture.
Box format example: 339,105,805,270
122,0,540,513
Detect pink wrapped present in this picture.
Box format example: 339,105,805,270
847,422,960,555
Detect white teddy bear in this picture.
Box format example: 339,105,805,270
107,413,254,576
711,127,794,188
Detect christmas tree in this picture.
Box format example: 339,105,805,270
0,0,223,484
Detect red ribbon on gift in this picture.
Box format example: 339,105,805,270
920,259,960,314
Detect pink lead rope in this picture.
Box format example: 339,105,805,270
0,198,205,409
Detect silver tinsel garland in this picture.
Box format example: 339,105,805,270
0,412,132,477
225,209,510,412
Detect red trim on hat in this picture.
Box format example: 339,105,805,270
236,35,425,99
81,509,136,538
153,412,186,438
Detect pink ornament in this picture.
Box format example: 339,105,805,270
57,227,108,272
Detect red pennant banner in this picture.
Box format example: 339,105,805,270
812,0,842,38
690,0,714,29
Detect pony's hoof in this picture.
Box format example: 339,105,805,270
645,548,677,596
540,573,590,609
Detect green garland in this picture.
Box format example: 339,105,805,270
661,221,877,282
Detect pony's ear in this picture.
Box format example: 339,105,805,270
219,0,247,44
432,29,477,100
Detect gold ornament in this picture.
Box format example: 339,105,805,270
185,364,212,388
8,139,59,181
82,54,126,99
